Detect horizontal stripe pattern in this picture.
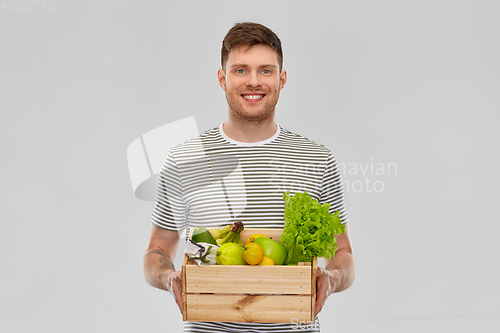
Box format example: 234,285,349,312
150,124,348,332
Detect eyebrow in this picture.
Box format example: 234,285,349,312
230,64,278,69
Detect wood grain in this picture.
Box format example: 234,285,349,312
185,294,312,323
185,264,311,294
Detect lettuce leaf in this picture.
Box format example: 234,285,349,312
280,191,346,265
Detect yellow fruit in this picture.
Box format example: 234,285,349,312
242,243,264,265
244,233,270,246
216,243,247,265
258,257,275,265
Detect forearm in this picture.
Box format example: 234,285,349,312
324,250,356,294
143,248,177,291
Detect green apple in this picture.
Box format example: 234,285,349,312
253,237,288,265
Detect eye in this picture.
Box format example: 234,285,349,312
262,69,271,74
235,69,246,74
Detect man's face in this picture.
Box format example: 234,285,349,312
218,44,287,123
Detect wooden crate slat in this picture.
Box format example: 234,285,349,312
182,250,188,321
239,228,284,243
185,294,312,324
311,256,318,322
185,264,311,294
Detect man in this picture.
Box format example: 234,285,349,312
143,22,355,332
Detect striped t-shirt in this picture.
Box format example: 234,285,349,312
151,124,348,332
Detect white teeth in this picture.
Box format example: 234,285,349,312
243,95,264,100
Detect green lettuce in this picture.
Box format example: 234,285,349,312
280,191,346,265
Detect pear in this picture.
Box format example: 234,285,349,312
216,243,247,265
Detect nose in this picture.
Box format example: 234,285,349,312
246,71,262,89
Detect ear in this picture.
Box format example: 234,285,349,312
217,68,226,92
279,69,287,91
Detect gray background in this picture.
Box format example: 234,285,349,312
1,0,499,332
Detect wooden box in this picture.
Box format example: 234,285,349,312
182,228,317,324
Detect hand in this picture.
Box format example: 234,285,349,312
314,267,339,316
165,271,184,314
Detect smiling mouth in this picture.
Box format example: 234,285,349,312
241,94,265,101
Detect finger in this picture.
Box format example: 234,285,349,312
173,282,184,314
314,275,327,316
175,294,184,314
316,295,328,317
314,294,324,316
169,272,184,314
172,291,183,314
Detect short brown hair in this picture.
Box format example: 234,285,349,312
221,22,283,71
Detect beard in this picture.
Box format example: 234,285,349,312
225,91,280,123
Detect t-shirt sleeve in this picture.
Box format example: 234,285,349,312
320,152,349,224
151,149,188,231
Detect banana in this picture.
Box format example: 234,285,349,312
218,221,244,245
209,225,231,240
233,232,244,246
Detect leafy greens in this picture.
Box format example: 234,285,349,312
280,191,346,265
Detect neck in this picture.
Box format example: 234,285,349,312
223,116,277,143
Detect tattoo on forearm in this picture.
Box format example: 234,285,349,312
147,250,175,271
